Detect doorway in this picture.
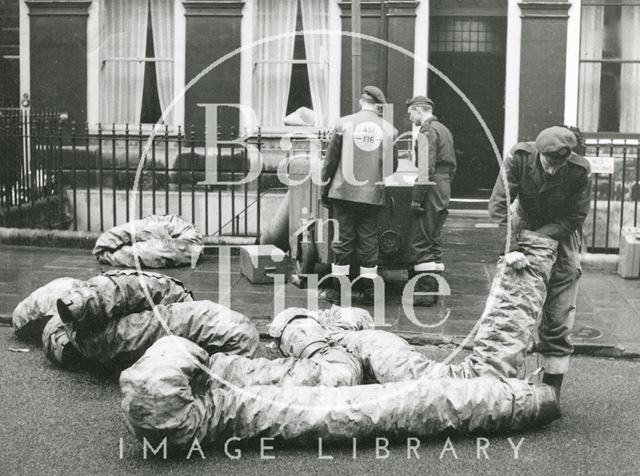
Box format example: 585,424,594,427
427,16,507,199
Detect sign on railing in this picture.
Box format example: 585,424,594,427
585,155,615,175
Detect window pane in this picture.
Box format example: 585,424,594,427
602,4,621,59
578,3,640,131
429,17,505,54
598,62,621,132
286,4,311,115
141,9,162,125
100,0,174,125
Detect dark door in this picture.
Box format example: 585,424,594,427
428,16,507,199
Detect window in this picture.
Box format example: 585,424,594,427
100,0,174,125
429,17,505,54
253,0,329,128
578,0,640,133
286,6,313,116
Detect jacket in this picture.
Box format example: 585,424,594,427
412,116,456,204
489,141,592,250
321,109,398,206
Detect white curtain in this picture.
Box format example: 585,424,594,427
578,5,604,132
300,0,330,127
150,0,175,124
100,0,149,124
620,5,640,133
254,0,298,126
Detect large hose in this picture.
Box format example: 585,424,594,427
93,214,204,268
71,300,259,367
120,335,558,448
13,277,84,342
329,230,558,382
38,271,260,369
120,231,561,448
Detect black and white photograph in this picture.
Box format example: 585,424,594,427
1,0,639,474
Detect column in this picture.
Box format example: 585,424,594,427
183,1,245,136
338,1,418,130
384,1,419,131
518,0,571,141
26,0,91,122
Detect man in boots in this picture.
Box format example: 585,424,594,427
321,85,397,304
405,96,456,306
489,126,592,401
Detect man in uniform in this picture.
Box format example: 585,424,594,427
405,96,456,305
321,85,397,303
489,126,592,401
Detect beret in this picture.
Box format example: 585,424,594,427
406,95,434,108
362,85,386,105
535,126,577,155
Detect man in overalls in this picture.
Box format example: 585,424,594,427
489,126,592,401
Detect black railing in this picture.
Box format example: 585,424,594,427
0,109,291,239
583,135,640,253
1,109,63,211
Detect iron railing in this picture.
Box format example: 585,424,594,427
10,112,633,252
583,135,640,253
0,109,293,239
1,109,62,210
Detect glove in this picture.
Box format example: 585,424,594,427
410,200,425,214
504,251,529,270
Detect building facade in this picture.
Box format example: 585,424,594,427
10,0,640,200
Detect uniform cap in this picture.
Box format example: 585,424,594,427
535,126,577,156
405,96,434,108
362,85,386,104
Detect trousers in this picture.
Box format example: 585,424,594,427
537,230,581,374
514,210,582,374
330,200,381,268
408,173,451,264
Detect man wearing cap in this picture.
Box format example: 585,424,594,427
489,126,592,401
405,96,456,305
321,85,398,303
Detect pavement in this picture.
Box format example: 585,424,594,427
1,215,639,357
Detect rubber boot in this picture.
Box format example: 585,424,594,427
358,266,379,305
321,264,350,304
542,373,564,402
409,267,439,307
321,278,342,304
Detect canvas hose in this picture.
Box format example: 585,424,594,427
120,230,561,448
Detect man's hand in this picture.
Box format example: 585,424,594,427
504,251,529,270
411,200,425,214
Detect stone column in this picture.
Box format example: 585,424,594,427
338,1,418,130
182,1,245,136
518,0,571,141
26,0,91,122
